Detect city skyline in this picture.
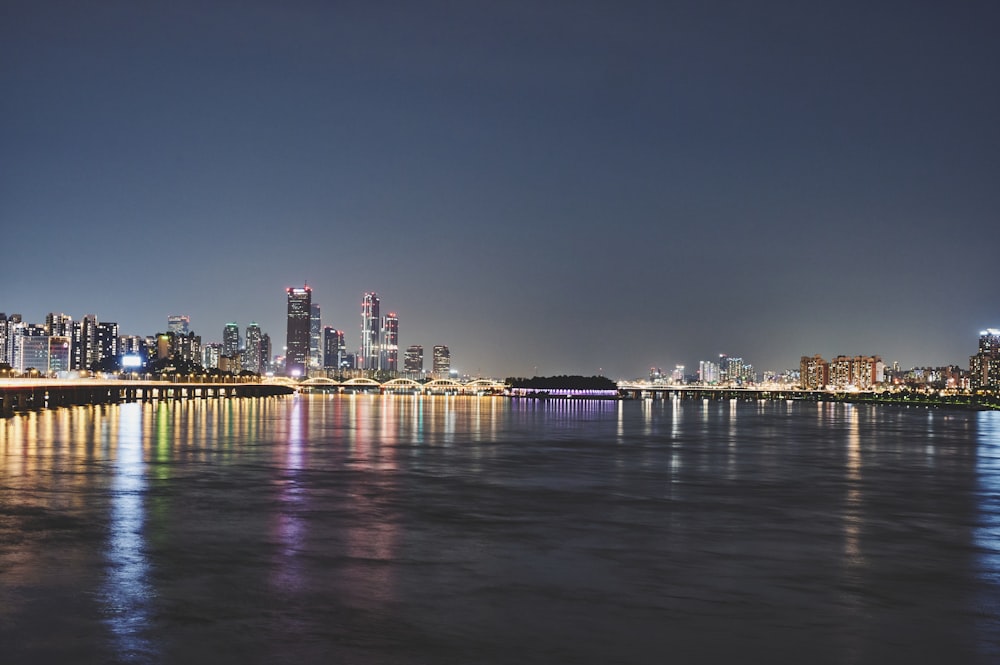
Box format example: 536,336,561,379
1,296,993,383
2,2,997,377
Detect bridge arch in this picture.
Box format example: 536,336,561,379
300,377,339,386
382,378,423,392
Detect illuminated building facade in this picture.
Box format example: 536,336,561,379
0,313,8,366
69,315,95,370
382,312,398,372
310,303,322,370
16,335,49,374
404,345,424,373
167,315,190,336
203,343,221,369
260,333,271,373
48,336,71,373
800,355,829,389
223,323,240,358
970,328,1000,391
323,326,346,370
95,321,119,368
244,322,263,373
698,360,719,385
802,354,882,389
285,286,311,376
45,313,72,337
361,292,380,371
433,345,450,377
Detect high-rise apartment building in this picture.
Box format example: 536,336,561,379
433,345,451,377
0,314,8,366
310,303,322,370
970,328,1000,391
167,315,190,336
698,360,719,385
361,292,380,371
382,312,399,373
45,313,72,337
810,354,882,390
800,355,829,389
244,322,263,373
322,326,336,369
82,314,98,368
203,343,221,369
285,286,311,377
260,333,271,374
323,327,346,370
175,332,201,366
830,355,852,388
725,356,754,385
404,345,424,373
68,315,97,370
120,335,145,358
95,321,119,368
223,323,240,358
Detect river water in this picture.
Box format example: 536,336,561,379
1,395,998,664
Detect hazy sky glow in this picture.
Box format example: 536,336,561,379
2,1,997,378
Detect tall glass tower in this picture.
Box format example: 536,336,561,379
309,303,322,370
244,322,262,373
285,286,311,377
381,312,398,373
361,292,380,371
223,323,240,358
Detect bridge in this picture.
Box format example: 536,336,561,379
0,378,294,417
616,383,828,401
264,376,507,395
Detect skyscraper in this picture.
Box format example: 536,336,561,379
310,303,322,370
260,333,272,374
404,345,424,373
167,315,190,336
285,286,311,377
361,292,380,371
382,312,399,373
323,326,346,370
244,322,263,373
223,323,240,359
433,345,450,377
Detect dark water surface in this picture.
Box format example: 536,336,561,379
1,395,999,664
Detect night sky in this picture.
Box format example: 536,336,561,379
2,1,997,378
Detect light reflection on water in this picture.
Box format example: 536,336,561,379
975,411,1000,661
0,396,998,664
102,403,154,661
